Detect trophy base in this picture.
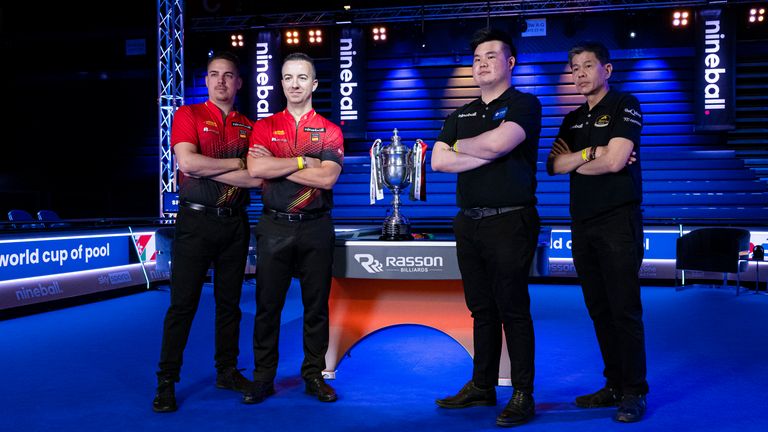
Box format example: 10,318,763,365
379,233,413,241
380,223,412,241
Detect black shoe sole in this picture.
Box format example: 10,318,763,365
496,413,535,427
305,389,338,402
435,400,497,409
614,413,644,423
152,404,177,413
242,387,275,404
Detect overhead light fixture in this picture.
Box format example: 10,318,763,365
372,26,387,42
749,7,765,24
672,10,690,27
230,34,244,47
308,29,323,44
285,30,300,45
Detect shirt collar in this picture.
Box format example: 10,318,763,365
283,108,316,124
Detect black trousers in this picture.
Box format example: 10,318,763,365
571,205,648,395
252,214,335,382
453,206,540,392
157,207,250,381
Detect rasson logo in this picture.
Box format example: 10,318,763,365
354,254,383,273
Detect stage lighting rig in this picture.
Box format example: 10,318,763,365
372,26,387,42
748,7,765,24
672,10,690,27
230,34,244,47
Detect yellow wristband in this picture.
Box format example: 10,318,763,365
297,156,304,170
581,148,589,162
452,140,459,153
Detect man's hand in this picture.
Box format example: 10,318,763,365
549,138,571,158
248,145,272,158
304,156,322,169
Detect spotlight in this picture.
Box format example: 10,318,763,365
749,7,765,24
629,31,636,39
672,10,690,27
308,29,323,44
230,34,244,47
285,30,300,45
372,26,387,42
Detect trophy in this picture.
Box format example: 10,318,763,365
370,129,428,240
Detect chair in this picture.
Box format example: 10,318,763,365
7,209,39,229
37,209,67,228
154,227,175,273
675,227,751,295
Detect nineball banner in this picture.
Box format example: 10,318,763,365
695,8,735,131
249,31,282,121
332,27,367,139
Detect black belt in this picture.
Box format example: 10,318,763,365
181,201,242,217
461,206,526,220
265,208,327,222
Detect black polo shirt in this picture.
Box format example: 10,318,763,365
557,89,643,222
437,87,542,209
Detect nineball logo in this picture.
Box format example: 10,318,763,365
354,254,383,273
339,38,358,121
703,19,726,112
255,42,274,119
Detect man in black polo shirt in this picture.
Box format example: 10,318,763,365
431,28,541,428
547,41,647,423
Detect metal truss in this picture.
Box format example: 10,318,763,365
158,0,184,217
189,0,720,31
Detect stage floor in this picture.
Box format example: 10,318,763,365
1,281,767,432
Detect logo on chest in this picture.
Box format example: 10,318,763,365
493,107,508,121
594,115,611,128
304,127,326,133
458,112,477,118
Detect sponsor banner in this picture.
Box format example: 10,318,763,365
133,234,157,262
332,27,367,138
249,31,282,120
334,242,459,280
0,264,148,310
0,236,130,281
163,191,179,213
695,8,735,131
548,228,679,260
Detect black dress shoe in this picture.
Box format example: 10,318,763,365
575,385,619,408
496,390,535,427
216,367,252,393
305,376,338,402
435,381,496,409
242,380,275,404
152,377,177,413
614,394,646,423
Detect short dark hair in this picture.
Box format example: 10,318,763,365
283,52,317,79
568,41,611,66
470,28,517,59
208,51,241,72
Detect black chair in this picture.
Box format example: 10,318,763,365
154,227,175,274
37,209,67,228
7,209,39,229
675,227,751,295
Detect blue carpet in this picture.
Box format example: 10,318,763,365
1,282,767,431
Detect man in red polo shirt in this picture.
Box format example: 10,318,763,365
153,52,264,413
244,52,344,404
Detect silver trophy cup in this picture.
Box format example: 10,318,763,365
374,129,414,240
